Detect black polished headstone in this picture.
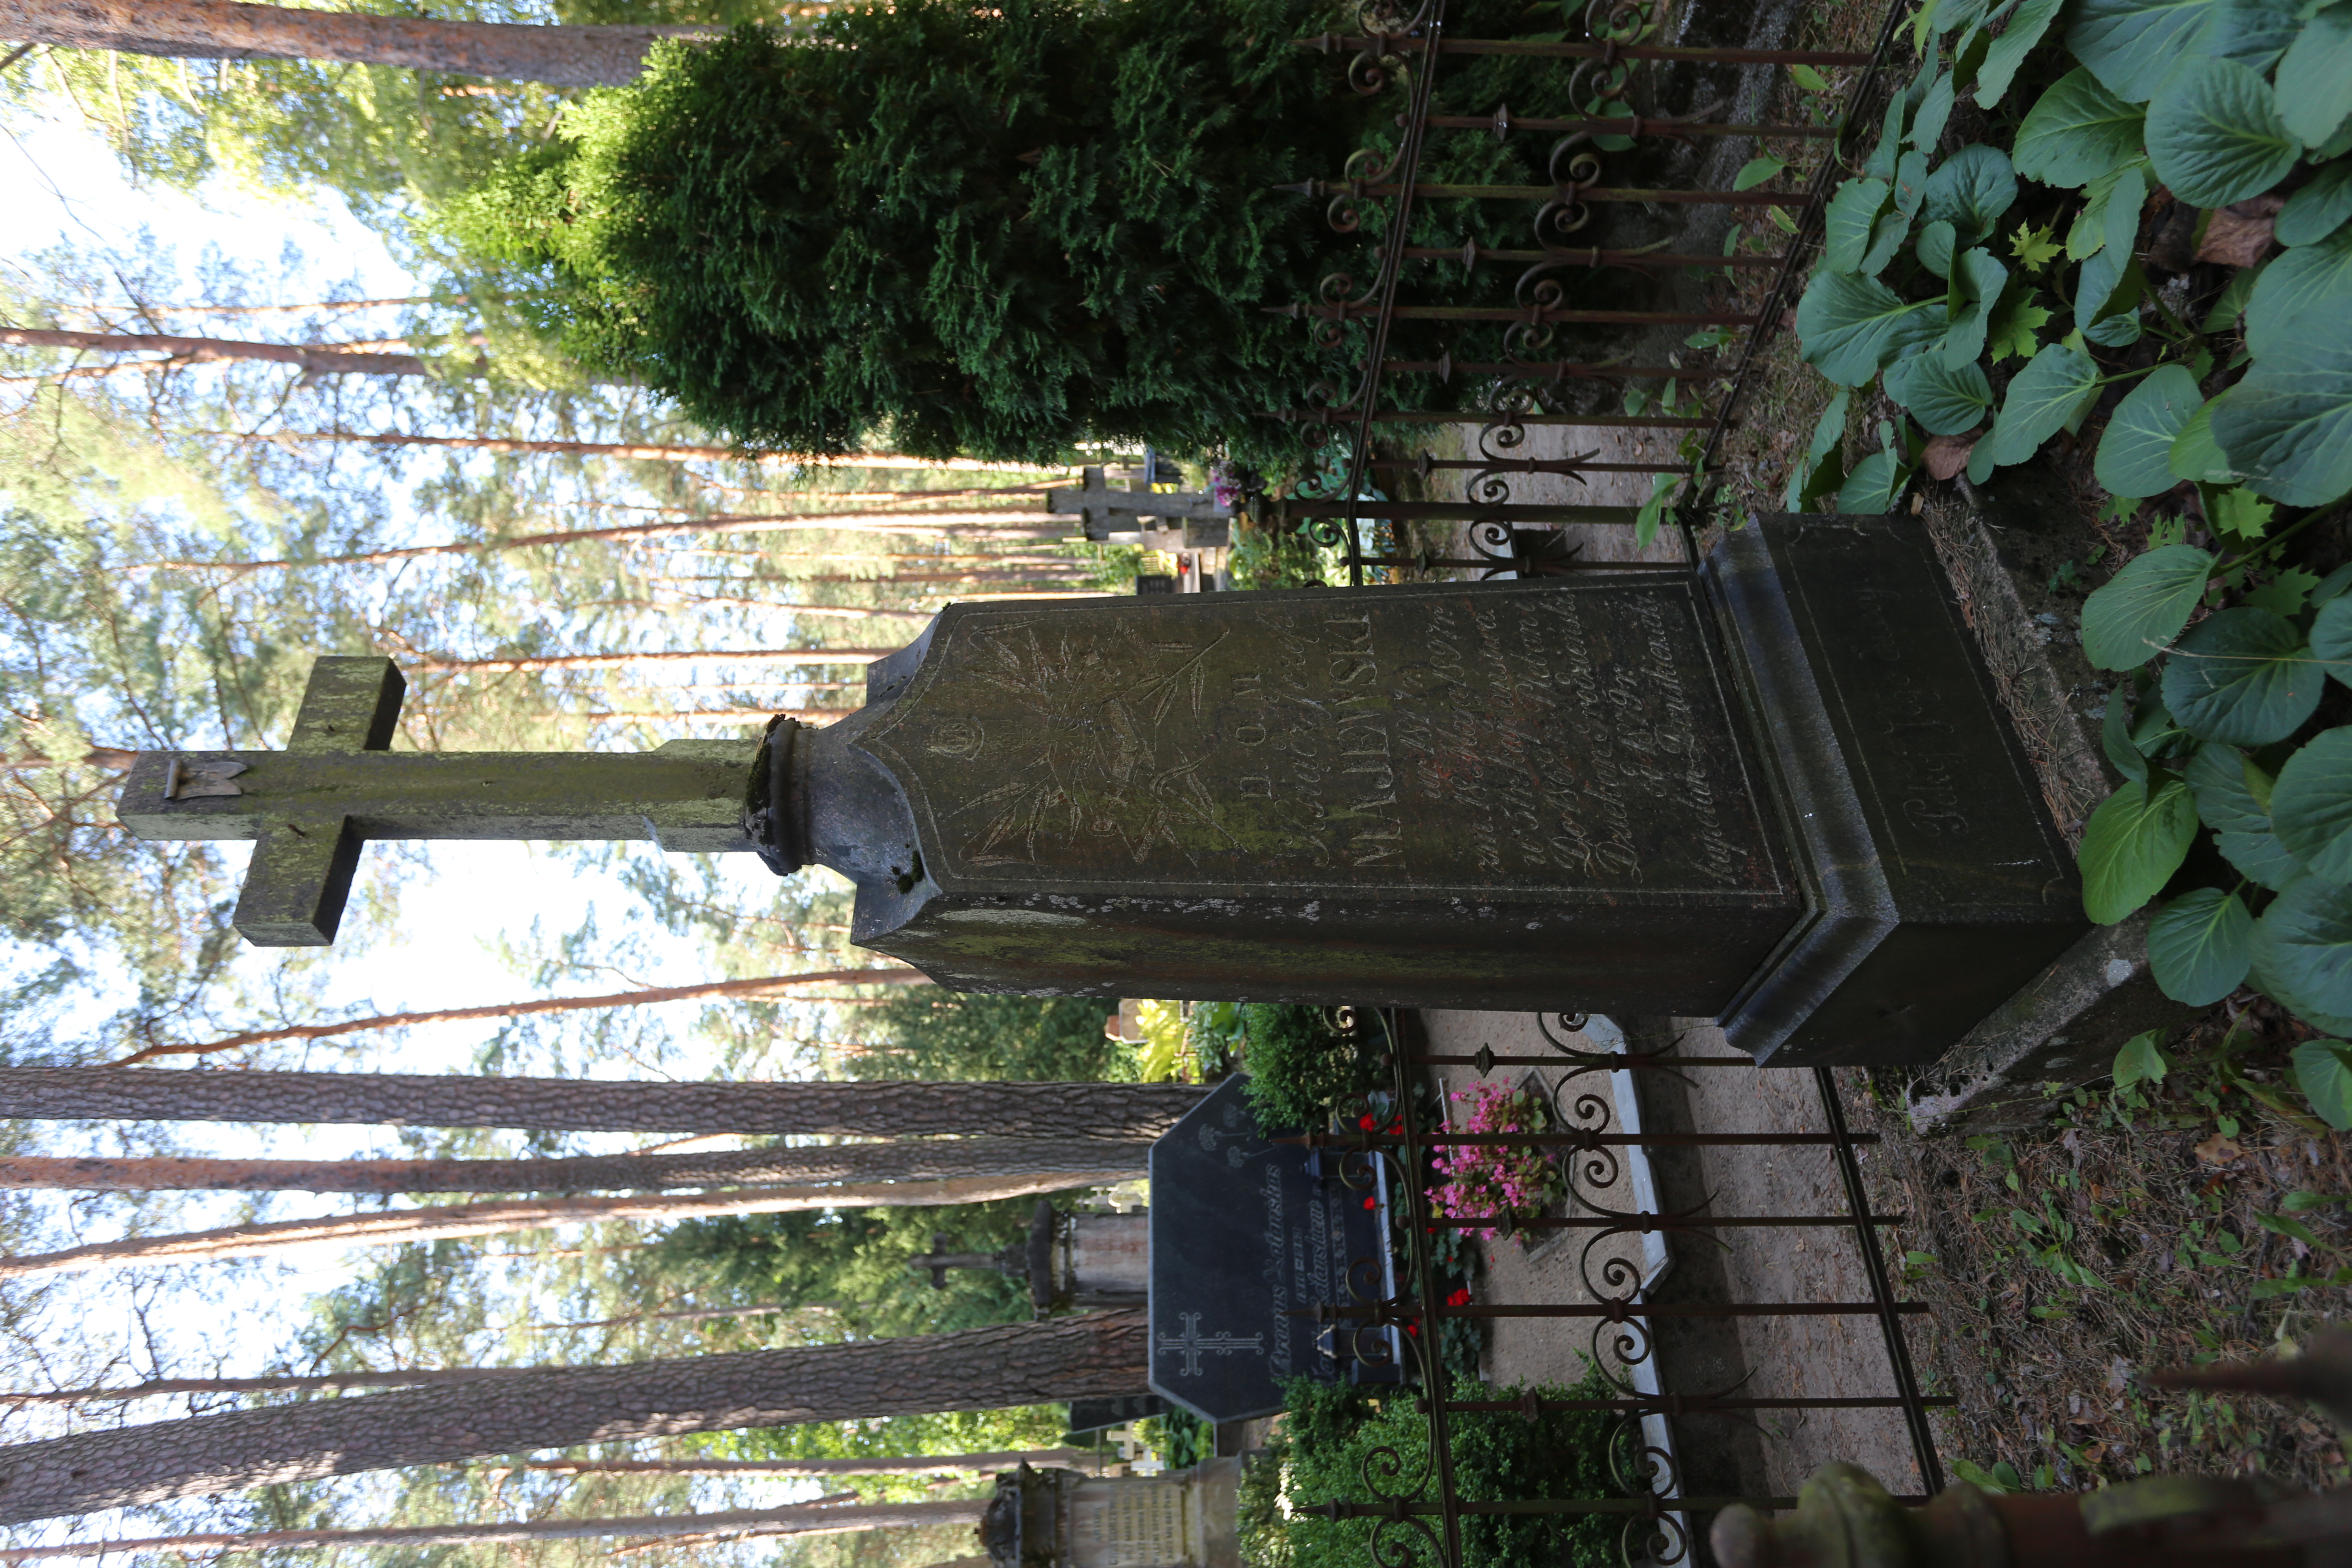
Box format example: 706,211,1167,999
1146,1077,1391,1423
1068,1395,1167,1434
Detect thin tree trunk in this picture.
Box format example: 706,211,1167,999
0,325,429,377
409,647,902,675
114,967,926,1066
0,1135,1146,1194
0,1369,546,1405
523,1448,1089,1477
0,1069,1206,1139
0,1169,1120,1281
0,1310,1147,1522
0,1,713,87
0,1499,987,1561
139,296,449,317
223,429,1064,474
591,707,860,725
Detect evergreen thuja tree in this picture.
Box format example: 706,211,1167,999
451,0,1376,465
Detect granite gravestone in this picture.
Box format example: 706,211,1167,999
114,515,2085,1067
1145,1077,1397,1423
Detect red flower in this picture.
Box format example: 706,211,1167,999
1405,1323,1419,1335
1363,1196,1377,1210
1388,1121,1403,1135
1447,1287,1472,1307
1359,1113,1377,1130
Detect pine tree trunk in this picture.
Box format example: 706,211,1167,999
0,1069,1206,1139
407,647,903,675
117,967,925,1065
2,1369,545,1405
0,1,711,87
0,1170,1123,1281
0,1136,1147,1193
0,325,430,376
0,1311,1147,1522
0,1498,989,1561
226,429,1063,473
523,1448,1089,1477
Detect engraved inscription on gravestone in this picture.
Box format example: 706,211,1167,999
852,579,1803,1013
1146,1078,1394,1423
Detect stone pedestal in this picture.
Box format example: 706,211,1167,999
769,515,2085,1066
983,1461,1243,1568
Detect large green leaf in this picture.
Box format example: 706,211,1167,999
1943,249,2009,368
1886,353,1995,433
2220,826,2307,888
2147,886,2254,1003
2106,688,2151,782
2145,59,2303,209
2065,0,2294,101
1865,88,1909,182
1796,272,1949,386
1821,178,1891,274
2160,606,2324,744
2075,165,2147,327
2272,727,2352,881
2080,776,2199,922
2292,1038,2352,1129
2211,308,2352,506
2186,740,2273,831
1911,67,1958,152
2244,222,2352,360
1922,145,2020,242
2276,2,2352,148
2081,543,2213,669
2170,399,2242,483
2014,68,2147,185
1916,219,1959,278
2095,364,2203,497
2314,595,2352,689
2278,161,2352,249
1976,0,2067,106
2252,873,2352,1020
1836,445,1911,512
1986,341,2103,466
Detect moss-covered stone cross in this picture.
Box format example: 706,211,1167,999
116,657,762,948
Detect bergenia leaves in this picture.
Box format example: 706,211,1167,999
1822,178,1891,273
2272,727,2352,882
1796,272,1949,386
2075,165,2147,327
2067,0,2301,102
1975,0,2066,107
2147,886,2255,1004
1943,248,2008,368
2171,400,2241,484
2145,58,2303,208
2095,364,2203,497
2080,776,2198,923
2015,69,2147,186
2159,606,2325,744
2212,307,2352,507
2186,741,2274,832
2275,1,2352,149
1921,144,2019,242
2252,875,2352,1028
2080,543,2214,669
1886,354,1995,434
1985,340,2101,467
1911,68,1958,152
2244,223,2352,361
2316,595,2352,689
1916,219,1958,278
2278,161,2352,249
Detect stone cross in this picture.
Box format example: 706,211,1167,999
1155,1312,1262,1378
116,657,763,947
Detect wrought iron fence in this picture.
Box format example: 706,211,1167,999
1292,1009,1947,1568
1258,0,1907,584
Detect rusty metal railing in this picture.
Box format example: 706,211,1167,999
1259,0,1904,584
1294,1010,1949,1568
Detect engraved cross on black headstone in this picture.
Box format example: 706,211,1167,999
116,657,764,948
1156,1312,1262,1377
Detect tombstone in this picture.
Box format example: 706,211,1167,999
115,514,2085,1067
1067,1395,1167,1435
982,1460,1244,1568
1047,465,1232,550
907,1201,1150,1315
1145,1077,1399,1423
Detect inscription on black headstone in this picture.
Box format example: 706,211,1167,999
1147,1078,1391,1423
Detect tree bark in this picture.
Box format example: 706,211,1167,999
0,1069,1207,1139
0,325,430,377
114,967,926,1066
523,1448,1089,1477
0,1498,987,1561
0,1136,1146,1194
222,429,1064,474
408,647,902,675
1,1368,546,1405
0,1310,1146,1522
0,1170,1122,1281
0,1,712,87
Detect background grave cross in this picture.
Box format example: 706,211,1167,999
1045,466,1231,542
117,657,766,948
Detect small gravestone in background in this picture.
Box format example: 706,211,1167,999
116,515,2085,1068
1145,1077,1396,1423
984,1459,1243,1568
